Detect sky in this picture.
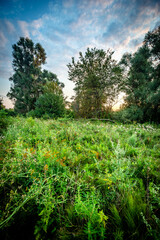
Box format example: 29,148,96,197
0,0,160,108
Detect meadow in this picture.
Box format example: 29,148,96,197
0,117,160,239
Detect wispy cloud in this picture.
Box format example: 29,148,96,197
0,32,8,47
0,0,160,107
31,19,43,29
5,20,15,33
100,0,160,57
18,20,30,38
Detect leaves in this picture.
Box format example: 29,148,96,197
68,48,123,117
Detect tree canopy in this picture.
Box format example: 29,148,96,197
0,97,5,110
68,48,122,117
7,37,47,114
120,26,160,122
6,26,160,122
7,37,65,116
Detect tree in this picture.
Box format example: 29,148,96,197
124,47,153,106
0,97,5,110
7,37,46,114
144,26,160,60
42,70,65,96
67,48,122,118
144,26,160,121
120,26,160,122
34,93,65,118
31,70,66,118
120,46,154,121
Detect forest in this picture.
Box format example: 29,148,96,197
0,26,160,239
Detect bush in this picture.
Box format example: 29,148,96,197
64,109,75,119
0,110,9,134
113,105,144,123
4,109,16,117
29,93,65,118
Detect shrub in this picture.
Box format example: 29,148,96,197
0,110,9,134
30,93,65,118
113,105,144,123
64,109,75,119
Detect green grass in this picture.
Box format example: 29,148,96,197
0,117,160,239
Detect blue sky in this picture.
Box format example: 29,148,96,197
0,0,160,108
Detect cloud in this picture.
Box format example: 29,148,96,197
154,21,160,29
77,0,113,10
5,20,15,33
18,18,43,39
0,32,8,47
100,0,160,59
129,38,143,48
31,19,43,29
30,18,43,37
0,0,160,105
18,20,30,37
62,0,74,8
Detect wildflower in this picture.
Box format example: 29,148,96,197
44,164,48,171
96,152,100,159
30,169,34,175
60,160,65,167
44,151,51,158
23,153,27,158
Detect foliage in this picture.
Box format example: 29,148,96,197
68,48,122,118
0,110,13,134
144,25,160,60
7,37,46,114
0,118,160,239
4,108,17,117
121,46,152,107
0,110,8,134
29,93,65,118
144,26,160,122
113,105,144,123
0,98,5,110
120,26,160,123
7,38,64,116
26,70,66,119
64,108,75,119
42,70,65,95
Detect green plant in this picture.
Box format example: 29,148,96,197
0,118,159,239
0,110,10,134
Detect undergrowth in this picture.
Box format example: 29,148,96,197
0,117,160,239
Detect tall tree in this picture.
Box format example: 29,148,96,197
120,26,160,122
0,97,5,110
7,37,46,114
144,26,160,121
67,48,122,118
120,46,154,121
33,70,66,118
144,26,160,60
122,46,153,107
42,70,65,96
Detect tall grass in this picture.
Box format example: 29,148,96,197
0,117,160,239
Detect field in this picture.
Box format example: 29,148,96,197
0,117,160,239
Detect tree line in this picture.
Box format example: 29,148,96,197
6,26,160,122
